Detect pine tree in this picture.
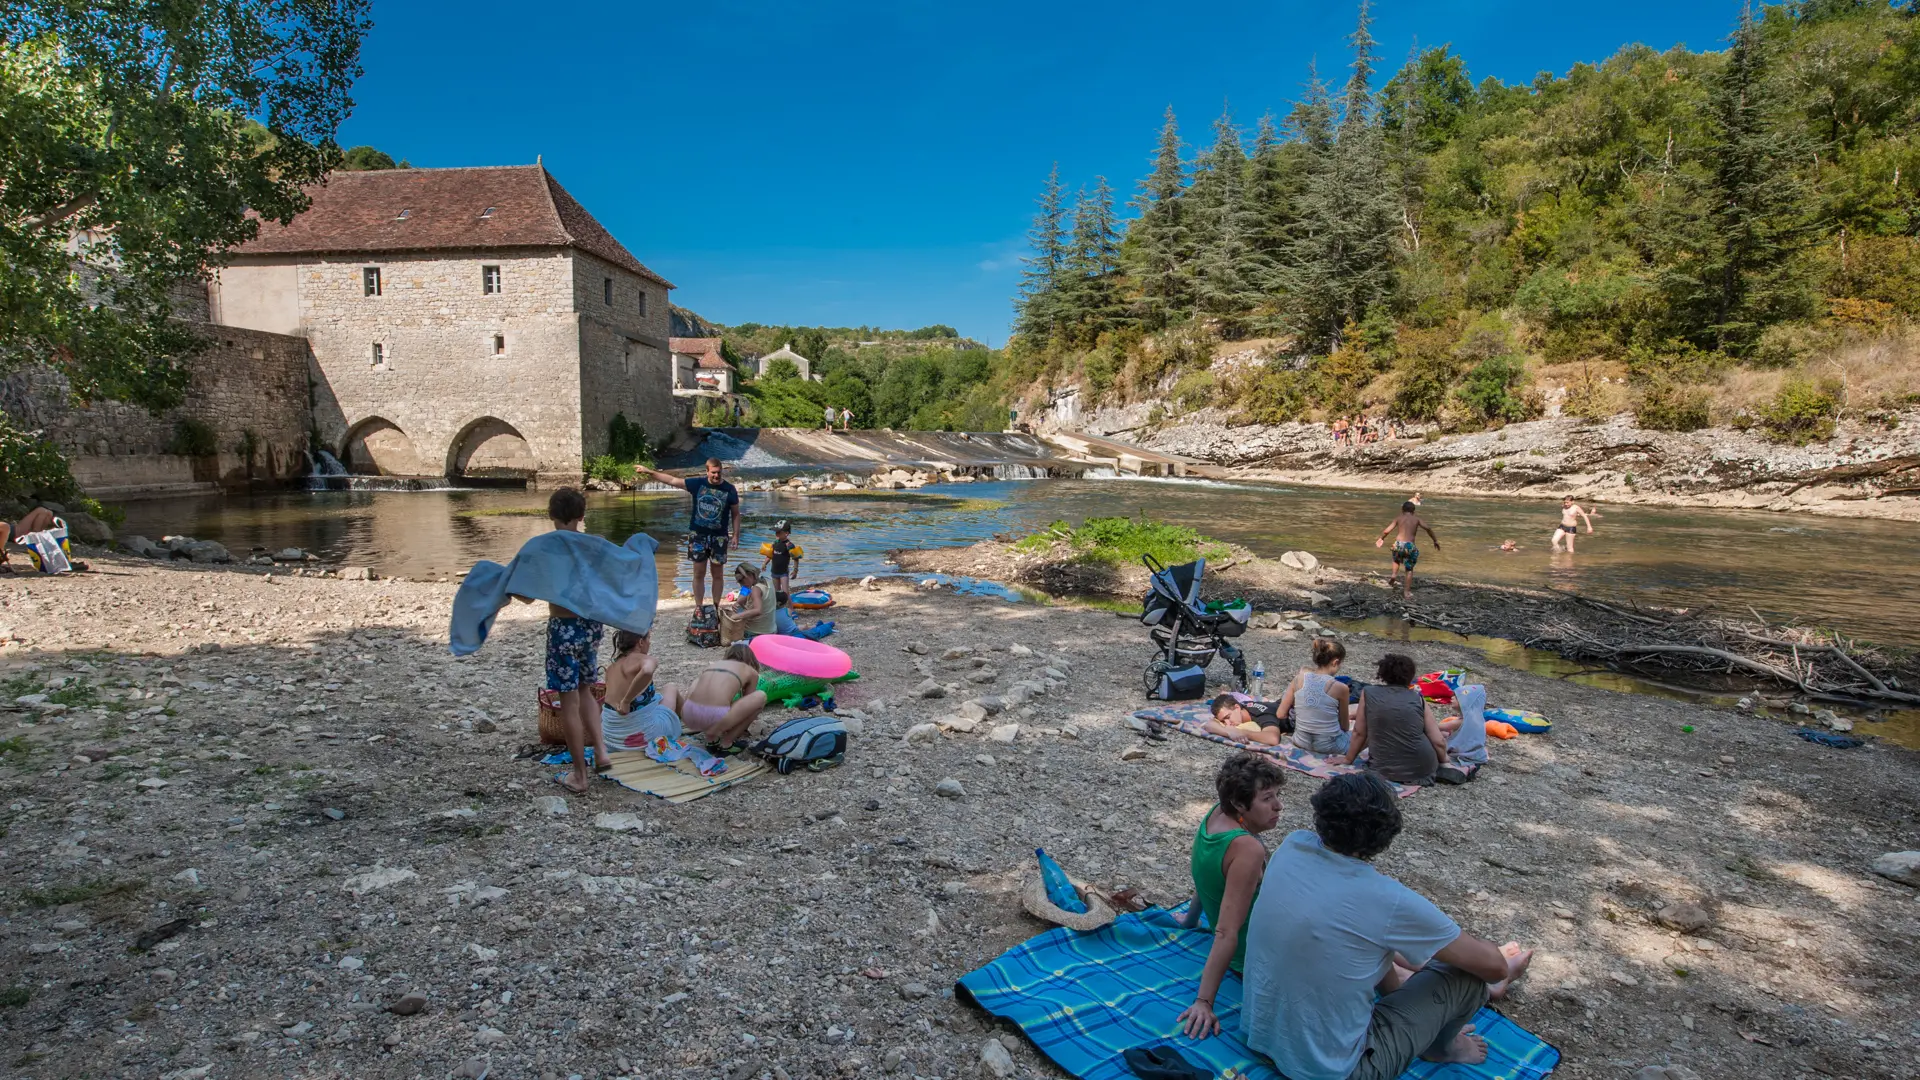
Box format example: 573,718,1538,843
1695,3,1817,352
1014,163,1070,341
1189,107,1263,333
1059,176,1127,341
1127,108,1192,329
1244,114,1298,273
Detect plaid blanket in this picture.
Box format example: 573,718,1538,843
1134,703,1420,799
958,907,1557,1080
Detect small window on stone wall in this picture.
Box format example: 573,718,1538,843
493,334,506,355
637,289,647,316
363,267,382,296
603,278,613,306
482,265,501,294
371,342,386,368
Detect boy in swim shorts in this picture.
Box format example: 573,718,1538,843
531,488,611,793
1375,500,1440,600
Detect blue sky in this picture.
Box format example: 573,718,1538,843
338,0,1742,345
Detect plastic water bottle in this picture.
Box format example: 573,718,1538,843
1036,848,1087,913
1252,661,1265,698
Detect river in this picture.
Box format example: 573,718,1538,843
119,477,1919,647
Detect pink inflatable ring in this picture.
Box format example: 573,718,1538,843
750,635,852,680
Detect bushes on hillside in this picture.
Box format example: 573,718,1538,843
0,418,83,505
1755,377,1841,444
1632,377,1713,432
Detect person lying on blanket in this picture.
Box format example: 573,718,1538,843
1199,694,1291,747
1240,772,1534,1080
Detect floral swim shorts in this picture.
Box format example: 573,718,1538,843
545,616,604,693
1391,540,1419,570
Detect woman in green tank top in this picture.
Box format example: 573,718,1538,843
1178,753,1286,1039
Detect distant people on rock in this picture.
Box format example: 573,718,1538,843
519,487,611,793
1551,496,1594,553
1331,653,1447,787
840,408,854,432
1274,638,1353,757
635,458,740,618
1177,753,1287,1039
1239,772,1534,1079
660,642,768,751
823,405,837,431
1375,501,1440,599
1200,693,1291,747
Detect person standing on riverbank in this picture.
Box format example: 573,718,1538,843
1551,497,1594,553
635,459,740,617
533,488,612,794
1375,502,1439,599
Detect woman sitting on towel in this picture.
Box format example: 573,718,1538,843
599,630,681,749
1177,753,1285,1038
660,642,768,751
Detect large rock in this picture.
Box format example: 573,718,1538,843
63,511,112,544
1280,550,1319,572
184,540,231,564
119,535,166,559
1871,851,1920,888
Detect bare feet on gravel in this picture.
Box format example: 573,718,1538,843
555,770,591,794
1422,1024,1489,1065
1487,941,1535,1001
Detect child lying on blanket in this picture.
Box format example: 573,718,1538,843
1199,693,1292,747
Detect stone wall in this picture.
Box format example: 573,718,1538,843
288,249,586,481
0,324,311,497
571,251,679,459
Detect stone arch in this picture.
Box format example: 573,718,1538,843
341,416,423,476
447,416,535,480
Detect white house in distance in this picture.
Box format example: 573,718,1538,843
206,164,680,484
755,343,818,382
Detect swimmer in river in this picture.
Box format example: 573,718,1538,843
1375,501,1440,599
1551,496,1594,553
1497,540,1519,553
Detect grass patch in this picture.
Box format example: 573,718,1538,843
0,736,29,757
47,681,98,709
17,877,145,909
0,674,40,698
1013,515,1230,566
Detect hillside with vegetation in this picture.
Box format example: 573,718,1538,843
1005,1,1920,444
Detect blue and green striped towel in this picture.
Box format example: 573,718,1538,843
957,907,1557,1080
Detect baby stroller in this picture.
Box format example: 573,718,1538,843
1139,554,1248,699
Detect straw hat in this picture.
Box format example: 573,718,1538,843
1020,870,1117,932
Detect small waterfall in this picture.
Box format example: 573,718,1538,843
308,449,347,477
991,463,1051,480
1082,466,1119,479
699,430,788,468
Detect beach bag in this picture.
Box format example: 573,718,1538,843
536,682,607,744
1145,660,1206,701
23,518,72,574
754,714,847,774
686,607,720,648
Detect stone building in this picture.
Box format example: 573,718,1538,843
208,165,679,484
755,343,815,381
670,337,736,394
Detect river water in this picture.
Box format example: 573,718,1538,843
120,477,1919,646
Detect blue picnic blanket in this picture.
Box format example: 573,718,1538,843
449,529,660,655
957,907,1558,1080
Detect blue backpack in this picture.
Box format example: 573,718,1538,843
754,714,847,774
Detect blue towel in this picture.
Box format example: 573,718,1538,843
957,907,1559,1080
449,530,660,655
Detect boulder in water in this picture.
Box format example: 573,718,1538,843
64,511,112,544
119,535,166,559
184,540,231,564
272,547,309,562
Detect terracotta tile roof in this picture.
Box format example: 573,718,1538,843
235,165,672,287
670,337,731,369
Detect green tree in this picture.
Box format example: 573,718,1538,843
762,357,802,381
1058,176,1127,341
1128,107,1193,328
340,145,409,170
1189,106,1264,334
1015,163,1070,340
1,0,371,411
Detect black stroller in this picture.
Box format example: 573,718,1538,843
1139,554,1249,699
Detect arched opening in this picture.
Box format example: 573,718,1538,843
341,417,423,476
448,416,535,480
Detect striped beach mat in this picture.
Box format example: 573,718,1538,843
957,907,1558,1080
1133,703,1421,798
599,750,769,803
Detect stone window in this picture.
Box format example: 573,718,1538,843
363,267,382,296
371,342,386,369
603,278,613,306
482,265,501,294
493,334,506,356
637,289,647,317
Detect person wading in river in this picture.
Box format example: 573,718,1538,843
1375,502,1440,600
1550,496,1594,554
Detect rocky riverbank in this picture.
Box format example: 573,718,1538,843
1067,406,1920,522
1,557,1917,1080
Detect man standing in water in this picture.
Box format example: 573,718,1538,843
1375,501,1440,599
1550,496,1594,553
635,458,740,617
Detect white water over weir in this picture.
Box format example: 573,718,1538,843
991,463,1052,479
696,430,790,469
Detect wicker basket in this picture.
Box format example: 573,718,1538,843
1020,870,1117,932
536,682,607,745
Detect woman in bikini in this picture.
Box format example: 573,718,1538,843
599,630,681,749
659,642,767,750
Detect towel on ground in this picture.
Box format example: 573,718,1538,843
601,700,682,748
449,530,660,655
641,734,725,776
957,906,1558,1080
1133,703,1419,798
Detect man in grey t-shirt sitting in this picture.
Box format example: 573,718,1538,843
1240,773,1533,1080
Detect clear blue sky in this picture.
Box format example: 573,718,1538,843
337,0,1742,346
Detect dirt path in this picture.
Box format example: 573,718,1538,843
0,557,1915,1079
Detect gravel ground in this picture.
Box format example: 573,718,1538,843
0,555,1916,1080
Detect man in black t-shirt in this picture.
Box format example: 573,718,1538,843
636,458,740,615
